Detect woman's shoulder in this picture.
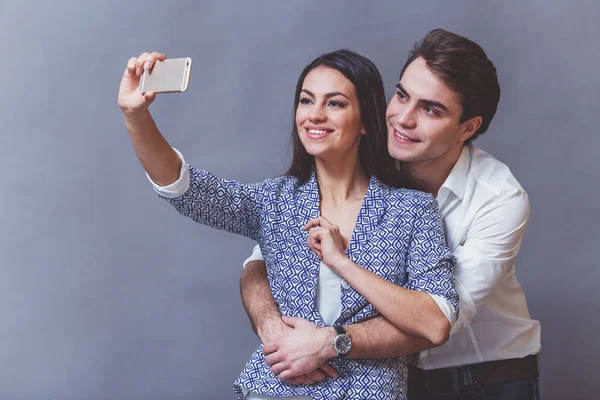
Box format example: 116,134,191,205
375,179,434,206
259,174,304,194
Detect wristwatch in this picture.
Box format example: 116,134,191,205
332,325,351,358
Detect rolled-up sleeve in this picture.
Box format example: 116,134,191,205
451,191,530,331
147,148,190,198
406,196,459,324
243,244,264,268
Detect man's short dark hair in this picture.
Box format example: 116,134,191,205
400,29,501,143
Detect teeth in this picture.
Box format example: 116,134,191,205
308,129,329,135
395,131,418,142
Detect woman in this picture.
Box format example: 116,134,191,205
118,49,457,400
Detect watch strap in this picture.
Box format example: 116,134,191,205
334,325,346,335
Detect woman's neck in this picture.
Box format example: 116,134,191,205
314,157,369,205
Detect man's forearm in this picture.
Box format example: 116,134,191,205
346,316,436,359
240,261,437,359
240,260,283,342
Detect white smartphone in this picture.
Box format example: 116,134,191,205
139,57,192,94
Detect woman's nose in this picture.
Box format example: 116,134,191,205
309,105,327,122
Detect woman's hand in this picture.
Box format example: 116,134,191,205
116,51,181,186
303,216,348,271
118,52,166,113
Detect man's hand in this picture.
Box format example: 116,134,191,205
258,318,333,385
257,317,293,350
263,316,340,382
240,260,338,385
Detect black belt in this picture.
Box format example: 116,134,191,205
408,354,539,396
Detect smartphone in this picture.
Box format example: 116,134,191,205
139,57,192,94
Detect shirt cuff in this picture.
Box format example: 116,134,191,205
449,278,477,334
242,244,264,269
427,293,457,327
146,148,190,198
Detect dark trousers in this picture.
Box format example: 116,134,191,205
408,376,540,400
407,356,540,400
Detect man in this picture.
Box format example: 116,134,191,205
241,29,541,399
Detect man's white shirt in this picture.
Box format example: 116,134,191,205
417,145,540,368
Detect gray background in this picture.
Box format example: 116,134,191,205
1,0,598,399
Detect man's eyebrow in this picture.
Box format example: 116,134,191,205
302,89,350,100
418,99,449,113
396,83,409,97
396,83,449,113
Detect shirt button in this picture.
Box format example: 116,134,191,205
341,279,351,289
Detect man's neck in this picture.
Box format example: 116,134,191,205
405,144,465,197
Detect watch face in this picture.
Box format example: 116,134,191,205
334,334,352,354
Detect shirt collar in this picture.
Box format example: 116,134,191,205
439,145,471,201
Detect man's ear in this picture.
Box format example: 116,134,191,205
458,116,483,142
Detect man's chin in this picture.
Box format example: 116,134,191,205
388,147,420,162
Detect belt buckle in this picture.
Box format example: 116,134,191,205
425,368,460,396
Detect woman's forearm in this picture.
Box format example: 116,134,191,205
335,257,451,346
121,109,181,186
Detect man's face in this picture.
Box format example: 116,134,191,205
386,57,469,163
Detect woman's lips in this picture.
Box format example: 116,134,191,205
305,127,333,139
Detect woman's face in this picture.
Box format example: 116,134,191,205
296,67,365,162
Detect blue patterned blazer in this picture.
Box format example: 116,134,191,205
162,165,458,400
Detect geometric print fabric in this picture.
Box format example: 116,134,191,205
164,167,458,400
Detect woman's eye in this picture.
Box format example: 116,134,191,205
328,100,344,107
299,98,312,104
396,91,407,101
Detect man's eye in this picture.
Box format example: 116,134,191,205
424,107,438,115
396,91,407,100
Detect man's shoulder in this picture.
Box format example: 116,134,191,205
468,146,527,198
459,147,530,226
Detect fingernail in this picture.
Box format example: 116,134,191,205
144,61,151,69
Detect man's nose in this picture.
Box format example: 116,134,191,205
396,107,416,129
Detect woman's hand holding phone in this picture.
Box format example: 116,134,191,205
118,52,167,114
117,52,183,186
